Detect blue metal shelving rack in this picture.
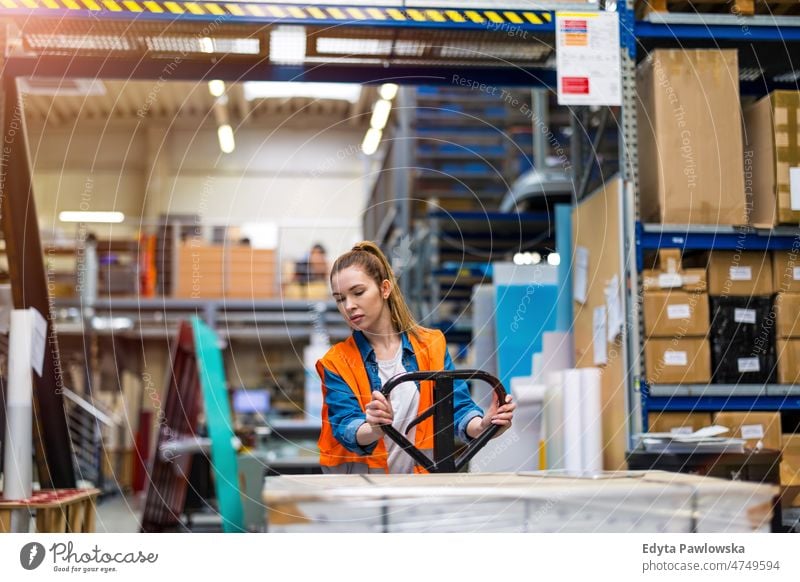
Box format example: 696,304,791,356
621,6,800,433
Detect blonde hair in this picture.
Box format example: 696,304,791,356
330,241,419,339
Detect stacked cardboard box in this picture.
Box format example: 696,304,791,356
225,247,276,299
772,252,800,384
744,91,800,226
637,49,746,226
176,242,224,298
713,412,782,451
643,250,711,384
782,434,800,486
175,243,276,299
647,412,712,434
705,251,775,384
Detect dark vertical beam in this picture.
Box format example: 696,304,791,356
432,376,456,473
0,77,76,488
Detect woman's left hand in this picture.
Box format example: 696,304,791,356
479,394,516,436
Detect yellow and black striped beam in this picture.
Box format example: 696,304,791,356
0,2,554,30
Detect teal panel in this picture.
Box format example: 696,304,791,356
192,317,245,533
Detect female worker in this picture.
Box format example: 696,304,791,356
316,241,516,474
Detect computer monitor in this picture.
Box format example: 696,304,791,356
233,389,270,416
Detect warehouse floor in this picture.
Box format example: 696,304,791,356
93,494,142,533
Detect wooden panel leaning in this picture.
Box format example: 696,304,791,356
0,489,100,533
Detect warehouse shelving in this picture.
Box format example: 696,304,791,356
52,298,350,343
620,2,800,437
364,84,568,342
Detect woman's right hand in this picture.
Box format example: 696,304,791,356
365,390,394,428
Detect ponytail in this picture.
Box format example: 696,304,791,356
330,241,419,339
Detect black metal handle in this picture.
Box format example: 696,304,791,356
377,370,508,473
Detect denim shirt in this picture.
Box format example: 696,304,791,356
321,330,483,456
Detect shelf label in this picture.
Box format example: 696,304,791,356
658,273,683,288
737,357,760,373
664,350,687,366
734,308,757,324
729,266,752,281
593,306,607,366
791,167,800,211
667,304,691,320
741,424,765,439
574,246,589,304
555,12,621,106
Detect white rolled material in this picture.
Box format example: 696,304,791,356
544,371,565,470
579,367,603,474
4,310,36,532
562,369,584,474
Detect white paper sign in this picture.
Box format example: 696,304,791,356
667,304,691,320
737,357,760,373
574,246,589,304
30,307,47,377
741,424,765,439
734,308,757,324
658,273,683,289
793,267,800,281
593,306,607,366
664,351,688,366
790,167,800,211
605,274,623,342
729,266,752,281
555,12,621,106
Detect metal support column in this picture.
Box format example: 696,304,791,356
618,2,643,444
394,87,414,298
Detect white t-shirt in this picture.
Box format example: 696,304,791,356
376,346,420,474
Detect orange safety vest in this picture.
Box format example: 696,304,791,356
317,327,447,473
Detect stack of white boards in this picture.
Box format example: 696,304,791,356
262,471,776,533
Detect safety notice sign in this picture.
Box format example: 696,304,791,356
556,11,622,106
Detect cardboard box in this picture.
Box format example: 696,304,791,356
712,412,782,451
647,412,713,435
777,339,800,384
644,338,711,384
772,251,800,294
643,291,710,338
637,49,746,225
709,296,776,384
780,485,800,510
706,251,774,296
743,91,800,227
774,293,800,337
781,434,800,486
642,249,708,292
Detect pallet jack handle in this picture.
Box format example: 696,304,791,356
379,370,508,473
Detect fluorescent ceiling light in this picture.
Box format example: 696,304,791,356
370,99,392,130
243,81,361,103
208,80,226,97
379,84,399,100
361,128,382,156
59,211,124,223
270,26,307,65
20,78,106,97
218,124,235,154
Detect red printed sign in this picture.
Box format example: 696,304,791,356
561,77,590,95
